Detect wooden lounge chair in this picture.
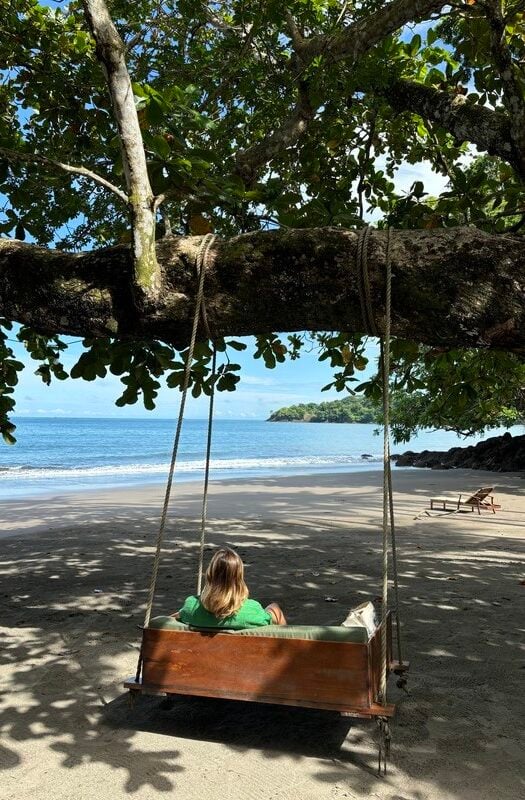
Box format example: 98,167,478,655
430,487,501,514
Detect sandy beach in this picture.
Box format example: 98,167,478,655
1,467,524,800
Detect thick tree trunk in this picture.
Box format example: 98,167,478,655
1,227,524,351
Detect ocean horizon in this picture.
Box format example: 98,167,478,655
0,417,522,501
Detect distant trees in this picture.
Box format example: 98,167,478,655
268,354,525,441
268,397,379,423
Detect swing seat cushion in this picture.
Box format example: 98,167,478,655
148,616,369,643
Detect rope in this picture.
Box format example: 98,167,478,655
379,227,393,705
193,236,216,593
196,344,217,594
356,226,401,701
356,226,378,336
387,443,404,667
377,717,391,777
140,233,216,634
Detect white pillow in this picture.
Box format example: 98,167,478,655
341,601,377,637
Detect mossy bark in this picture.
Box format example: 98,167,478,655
82,0,160,302
1,227,525,352
131,202,160,298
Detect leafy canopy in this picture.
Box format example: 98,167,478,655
1,0,524,442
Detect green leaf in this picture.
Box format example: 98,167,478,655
2,429,16,445
411,181,425,199
227,340,247,351
410,34,422,55
148,134,171,160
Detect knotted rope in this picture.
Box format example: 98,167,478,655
356,225,377,337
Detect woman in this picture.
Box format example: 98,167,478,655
176,547,286,629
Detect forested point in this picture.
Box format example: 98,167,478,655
268,397,380,423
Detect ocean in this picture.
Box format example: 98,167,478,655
0,417,522,501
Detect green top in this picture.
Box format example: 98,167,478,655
179,595,273,630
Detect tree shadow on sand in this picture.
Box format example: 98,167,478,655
1,491,524,797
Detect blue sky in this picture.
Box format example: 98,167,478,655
10,332,380,420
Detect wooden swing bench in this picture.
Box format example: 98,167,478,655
125,232,408,770
125,612,408,719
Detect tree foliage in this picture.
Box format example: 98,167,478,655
388,347,525,441
268,396,380,424
1,0,524,442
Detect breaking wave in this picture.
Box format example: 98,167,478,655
0,453,382,482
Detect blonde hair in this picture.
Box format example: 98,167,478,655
200,548,249,619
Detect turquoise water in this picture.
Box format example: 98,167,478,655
0,418,522,500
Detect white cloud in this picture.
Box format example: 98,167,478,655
240,375,277,386
215,409,258,418
225,390,305,403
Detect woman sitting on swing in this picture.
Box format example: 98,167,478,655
175,547,287,629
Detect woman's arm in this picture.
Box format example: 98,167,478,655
265,602,287,625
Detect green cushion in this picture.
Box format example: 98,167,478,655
148,616,368,643
234,625,368,643
149,616,189,631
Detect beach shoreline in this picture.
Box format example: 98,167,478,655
1,466,524,540
3,417,523,506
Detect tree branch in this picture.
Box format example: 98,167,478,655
203,6,245,33
236,81,315,184
381,78,523,177
284,10,304,51
236,0,447,182
82,0,160,302
299,0,447,64
0,147,129,204
1,227,524,352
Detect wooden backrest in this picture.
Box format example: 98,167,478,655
463,486,493,504
140,616,392,714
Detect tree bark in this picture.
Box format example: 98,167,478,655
299,0,447,63
1,227,524,352
382,79,523,179
82,0,160,302
484,0,525,178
